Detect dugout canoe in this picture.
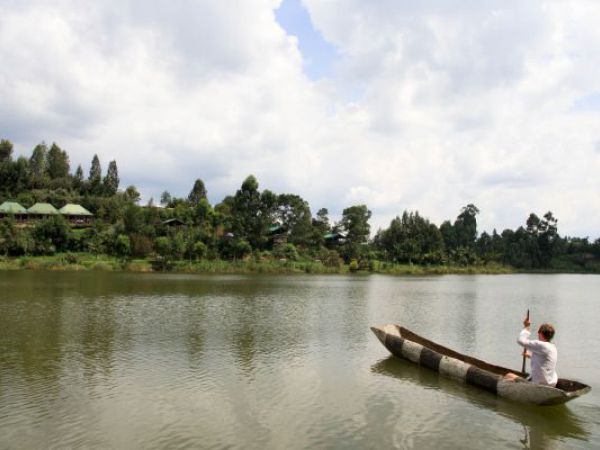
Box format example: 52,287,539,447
371,324,591,406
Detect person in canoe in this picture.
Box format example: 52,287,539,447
505,316,558,386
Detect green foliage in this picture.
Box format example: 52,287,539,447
130,234,154,258
114,234,131,258
192,241,208,260
31,216,71,254
46,143,70,180
88,154,102,194
0,136,598,273
454,204,479,249
29,143,48,188
0,139,13,162
276,193,312,248
339,204,371,262
188,179,207,206
375,211,444,264
103,160,119,195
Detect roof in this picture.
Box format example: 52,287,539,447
162,218,185,225
27,203,60,215
59,204,93,216
0,201,27,214
269,224,287,234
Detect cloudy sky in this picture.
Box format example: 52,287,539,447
2,0,600,238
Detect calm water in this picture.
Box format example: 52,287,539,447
0,271,599,449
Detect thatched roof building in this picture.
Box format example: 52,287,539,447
27,203,60,216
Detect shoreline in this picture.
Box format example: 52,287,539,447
2,253,597,275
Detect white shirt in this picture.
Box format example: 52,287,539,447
517,328,558,386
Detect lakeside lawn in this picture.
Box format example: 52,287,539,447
0,253,519,274
2,253,597,274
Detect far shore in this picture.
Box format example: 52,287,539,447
4,253,594,275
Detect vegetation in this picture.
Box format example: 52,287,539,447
1,138,599,274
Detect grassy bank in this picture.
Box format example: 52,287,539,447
0,253,521,275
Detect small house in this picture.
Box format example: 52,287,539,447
0,201,28,222
59,204,94,226
26,203,60,220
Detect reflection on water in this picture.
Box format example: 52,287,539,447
371,356,589,449
0,271,599,449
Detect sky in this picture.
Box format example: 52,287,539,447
1,0,600,239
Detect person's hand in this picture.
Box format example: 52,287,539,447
522,350,531,358
523,317,531,328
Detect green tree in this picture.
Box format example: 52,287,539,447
376,211,443,264
160,191,172,207
339,204,371,261
46,143,70,180
231,175,272,249
124,185,141,204
29,142,48,188
454,204,479,249
276,193,312,248
73,164,85,192
0,139,13,162
103,160,119,195
538,211,558,267
31,215,71,254
188,179,207,206
123,204,144,235
88,154,102,194
114,234,131,258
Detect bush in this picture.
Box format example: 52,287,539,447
130,234,153,258
114,234,131,258
192,241,207,260
32,216,71,253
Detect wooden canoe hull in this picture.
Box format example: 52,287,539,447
371,324,591,406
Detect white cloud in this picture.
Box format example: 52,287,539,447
1,0,600,238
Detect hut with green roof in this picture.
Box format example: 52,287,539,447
27,202,60,220
59,204,93,226
0,201,28,222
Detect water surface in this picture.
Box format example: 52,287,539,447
1,272,599,449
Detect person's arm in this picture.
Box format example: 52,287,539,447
517,317,535,350
517,320,545,352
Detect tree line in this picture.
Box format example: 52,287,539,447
1,138,599,270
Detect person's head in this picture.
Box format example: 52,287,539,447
538,323,555,342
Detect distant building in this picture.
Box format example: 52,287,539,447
59,204,94,226
268,223,288,250
162,218,185,228
324,231,346,247
0,201,28,222
26,203,60,220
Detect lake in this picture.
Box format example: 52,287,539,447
1,271,599,449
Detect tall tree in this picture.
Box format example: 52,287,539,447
439,220,456,254
88,154,102,194
454,204,479,248
376,211,443,264
187,179,207,206
160,191,172,207
103,160,119,195
0,139,13,162
538,211,558,267
29,142,48,188
276,193,312,247
73,164,84,192
46,143,70,180
124,185,141,204
231,175,271,249
339,204,371,261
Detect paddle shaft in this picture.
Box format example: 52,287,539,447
521,309,530,373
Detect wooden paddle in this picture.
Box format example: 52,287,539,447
521,309,529,373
